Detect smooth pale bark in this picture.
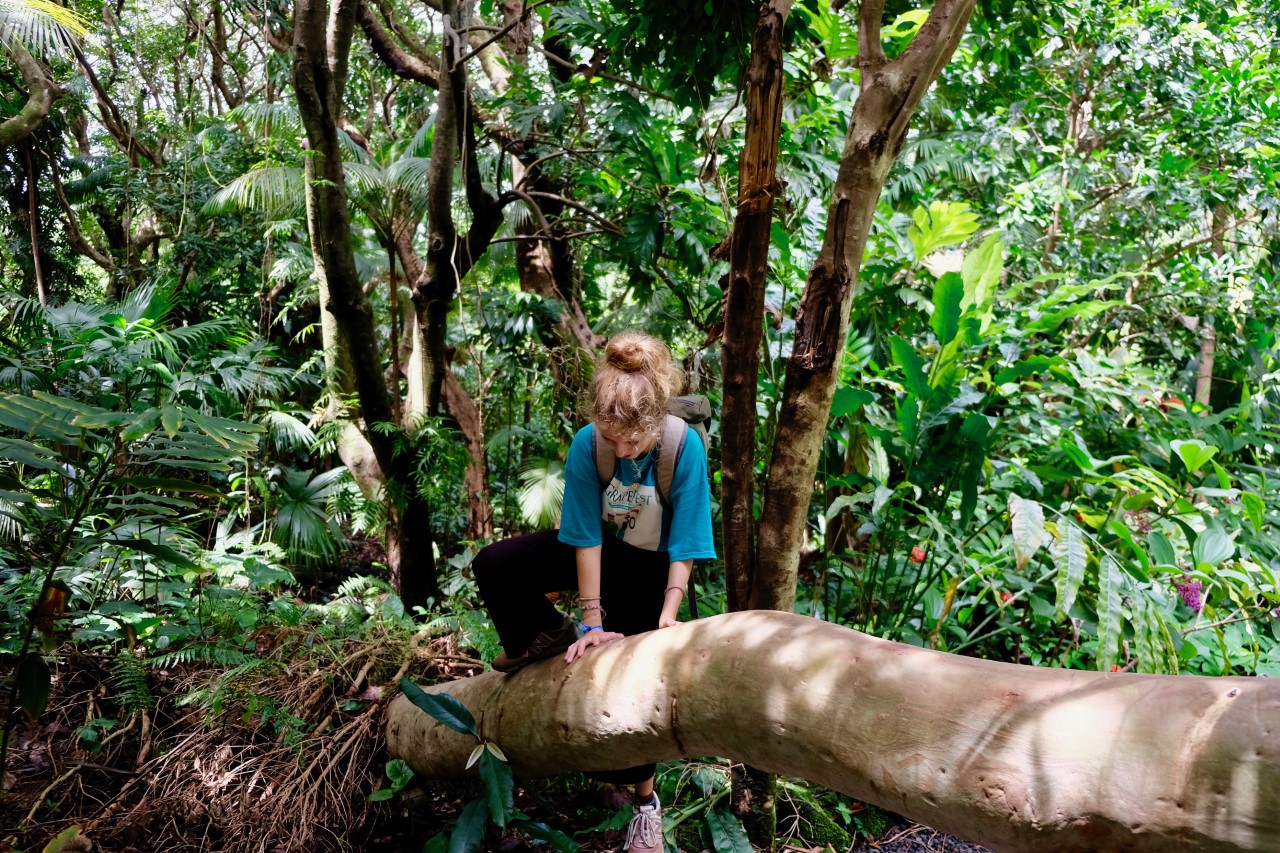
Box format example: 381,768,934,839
387,611,1280,853
755,0,975,611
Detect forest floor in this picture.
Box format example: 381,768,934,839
0,638,991,853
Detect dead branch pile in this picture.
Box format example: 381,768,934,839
1,628,482,852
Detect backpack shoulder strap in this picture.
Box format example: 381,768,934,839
591,426,614,487
655,414,688,507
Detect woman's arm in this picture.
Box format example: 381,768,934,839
565,545,624,663
659,559,692,628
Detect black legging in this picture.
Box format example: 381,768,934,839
472,529,667,785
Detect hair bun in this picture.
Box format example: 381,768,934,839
605,339,649,373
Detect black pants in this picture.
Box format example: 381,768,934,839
473,529,667,785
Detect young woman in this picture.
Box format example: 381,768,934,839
473,331,715,853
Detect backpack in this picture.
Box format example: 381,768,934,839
590,394,712,505
590,394,712,619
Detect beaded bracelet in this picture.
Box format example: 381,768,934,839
582,602,607,618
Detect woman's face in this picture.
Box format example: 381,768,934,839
596,424,656,459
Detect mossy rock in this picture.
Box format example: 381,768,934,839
777,782,852,851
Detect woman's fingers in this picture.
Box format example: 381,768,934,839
564,630,625,663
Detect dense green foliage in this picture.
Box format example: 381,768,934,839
0,0,1278,848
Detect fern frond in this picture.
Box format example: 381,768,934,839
113,650,154,712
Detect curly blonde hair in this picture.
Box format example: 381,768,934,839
584,331,683,440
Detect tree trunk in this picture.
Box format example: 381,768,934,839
718,4,793,845
754,0,975,612
720,0,792,614
294,0,440,605
0,43,58,151
387,611,1280,853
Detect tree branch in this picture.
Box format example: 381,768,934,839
0,43,59,151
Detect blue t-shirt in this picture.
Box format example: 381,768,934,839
558,424,716,563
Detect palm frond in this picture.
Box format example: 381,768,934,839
518,458,565,528
0,0,88,56
259,408,318,454
224,102,301,136
385,156,433,202
202,166,306,217
409,112,436,158
268,241,315,285
344,161,387,197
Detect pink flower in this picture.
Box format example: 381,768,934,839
1176,576,1204,612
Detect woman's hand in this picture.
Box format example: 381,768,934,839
564,628,625,663
658,614,679,629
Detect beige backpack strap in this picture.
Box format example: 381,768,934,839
654,414,688,507
591,426,614,487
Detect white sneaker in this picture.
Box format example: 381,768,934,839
624,793,663,853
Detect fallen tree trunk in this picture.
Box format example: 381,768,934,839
387,611,1280,852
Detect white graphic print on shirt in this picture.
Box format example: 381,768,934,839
602,475,662,551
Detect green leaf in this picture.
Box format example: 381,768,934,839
512,820,580,853
908,200,979,261
960,233,1003,332
831,386,874,418
422,833,448,853
1192,522,1234,568
895,393,921,450
1147,531,1177,568
42,825,87,853
105,538,200,571
993,356,1057,385
159,404,184,438
890,337,930,402
400,679,478,736
1052,520,1088,619
705,806,753,853
448,798,489,853
1009,495,1045,571
1171,439,1219,474
930,272,963,345
1241,492,1265,532
16,653,51,720
1096,557,1124,673
478,748,514,828
1107,521,1150,581
121,408,161,441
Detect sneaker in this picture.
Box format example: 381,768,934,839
624,793,663,853
491,616,578,673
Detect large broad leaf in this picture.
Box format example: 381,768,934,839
400,679,478,736
930,272,963,346
105,537,201,572
1106,521,1150,581
895,393,921,450
478,747,514,828
448,798,489,853
907,200,979,261
705,806,753,853
889,337,930,402
1052,520,1088,619
1096,557,1124,673
1171,439,1219,474
1192,522,1234,569
960,233,1003,332
1240,492,1265,532
1009,495,1045,570
16,653,51,720
831,386,874,418
1147,530,1177,568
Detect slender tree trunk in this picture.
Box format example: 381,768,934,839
293,0,440,605
754,0,976,612
720,0,792,614
717,4,793,846
388,611,1280,853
